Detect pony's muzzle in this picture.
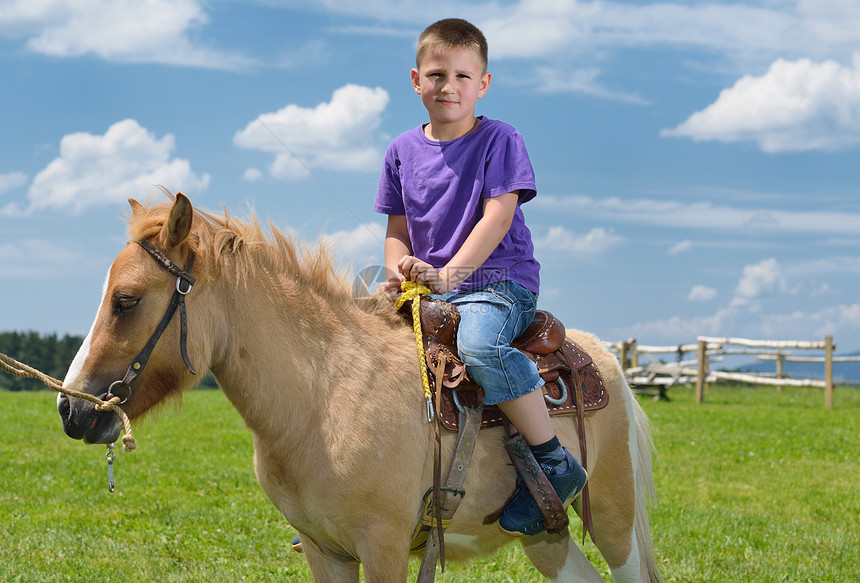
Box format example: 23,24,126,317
57,392,122,444
57,393,85,439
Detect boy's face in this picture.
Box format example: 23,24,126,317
411,46,491,140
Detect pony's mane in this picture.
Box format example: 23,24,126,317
126,192,403,327
127,195,353,304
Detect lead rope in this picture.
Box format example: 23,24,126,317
0,352,136,452
0,352,136,492
394,281,435,422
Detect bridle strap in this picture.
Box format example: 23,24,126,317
108,240,197,404
138,239,196,287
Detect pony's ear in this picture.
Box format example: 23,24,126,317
160,192,193,249
128,198,145,220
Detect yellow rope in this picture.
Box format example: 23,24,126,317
395,281,435,420
0,352,136,452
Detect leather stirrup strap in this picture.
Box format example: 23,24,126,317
418,352,445,582
504,434,570,534
561,343,596,543
417,355,483,583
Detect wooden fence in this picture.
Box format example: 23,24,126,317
601,335,860,409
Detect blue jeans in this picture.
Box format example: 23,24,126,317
436,281,544,406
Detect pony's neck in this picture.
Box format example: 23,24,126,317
205,248,381,441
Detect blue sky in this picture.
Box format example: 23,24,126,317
2,0,859,356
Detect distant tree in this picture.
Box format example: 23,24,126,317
0,331,84,391
1,331,219,391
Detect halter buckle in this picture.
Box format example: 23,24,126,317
176,276,193,295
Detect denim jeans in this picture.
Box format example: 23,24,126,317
436,280,544,406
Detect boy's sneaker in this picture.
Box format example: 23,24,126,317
498,449,588,537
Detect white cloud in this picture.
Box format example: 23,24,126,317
533,194,860,235
283,0,860,63
617,250,860,346
234,84,390,181
810,282,833,298
534,225,622,256
0,171,28,194
483,1,860,61
0,238,82,278
243,168,263,182
320,222,385,266
533,66,649,104
0,203,23,217
620,302,860,349
0,0,249,68
740,303,860,343
689,285,717,302
27,119,210,213
731,258,789,307
668,240,693,255
662,55,860,152
250,1,860,98
476,0,860,98
785,255,860,277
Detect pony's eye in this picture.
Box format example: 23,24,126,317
115,297,140,315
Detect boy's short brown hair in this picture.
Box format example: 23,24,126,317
416,18,488,73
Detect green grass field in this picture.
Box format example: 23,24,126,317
1,384,857,582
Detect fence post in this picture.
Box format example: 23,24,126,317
825,335,834,410
775,351,784,392
619,340,629,373
630,338,639,370
696,339,707,404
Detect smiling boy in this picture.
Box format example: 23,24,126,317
373,18,588,537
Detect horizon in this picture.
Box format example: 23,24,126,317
2,1,859,354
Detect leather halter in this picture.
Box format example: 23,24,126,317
107,239,197,404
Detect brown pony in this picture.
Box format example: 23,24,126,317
58,193,661,582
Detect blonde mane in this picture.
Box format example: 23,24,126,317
126,192,400,325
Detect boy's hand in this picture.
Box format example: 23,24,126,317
378,274,405,294
398,255,451,294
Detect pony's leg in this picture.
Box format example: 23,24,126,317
579,415,651,582
589,504,649,583
354,535,410,583
300,535,361,583
520,530,603,583
607,547,644,583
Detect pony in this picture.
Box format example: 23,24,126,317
58,193,661,582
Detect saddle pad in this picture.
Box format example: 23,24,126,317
436,340,609,432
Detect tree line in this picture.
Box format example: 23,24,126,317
0,331,83,391
0,331,218,391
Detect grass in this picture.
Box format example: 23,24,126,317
0,384,857,582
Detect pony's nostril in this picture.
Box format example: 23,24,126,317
57,393,71,421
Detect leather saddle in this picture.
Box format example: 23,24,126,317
399,297,609,432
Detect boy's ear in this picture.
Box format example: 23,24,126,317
478,72,492,98
411,68,422,94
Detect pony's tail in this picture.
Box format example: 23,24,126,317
631,395,663,582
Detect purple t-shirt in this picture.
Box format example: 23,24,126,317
374,117,540,293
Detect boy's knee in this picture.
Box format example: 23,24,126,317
457,331,502,364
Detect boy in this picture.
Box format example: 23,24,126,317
374,18,587,537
